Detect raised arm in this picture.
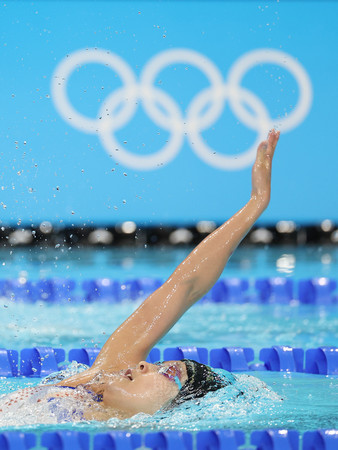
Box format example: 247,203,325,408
84,130,280,374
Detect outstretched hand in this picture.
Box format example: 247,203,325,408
251,129,280,210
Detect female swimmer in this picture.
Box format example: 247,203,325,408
1,130,280,422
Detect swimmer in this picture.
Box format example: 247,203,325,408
1,130,280,422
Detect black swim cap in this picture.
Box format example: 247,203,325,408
164,359,230,408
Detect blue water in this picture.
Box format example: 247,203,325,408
0,370,337,433
0,302,337,353
0,246,337,433
1,245,337,281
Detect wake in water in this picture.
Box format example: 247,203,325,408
0,365,282,428
0,385,91,425
0,362,105,426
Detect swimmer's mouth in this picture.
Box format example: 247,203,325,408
124,369,133,381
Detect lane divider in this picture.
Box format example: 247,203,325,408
0,429,337,449
0,346,337,377
0,277,337,304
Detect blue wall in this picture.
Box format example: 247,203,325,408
1,1,337,226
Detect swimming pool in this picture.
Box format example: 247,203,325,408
0,246,337,442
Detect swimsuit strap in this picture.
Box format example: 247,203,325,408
61,385,104,403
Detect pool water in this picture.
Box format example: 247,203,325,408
0,370,337,433
0,246,337,433
0,302,337,353
1,244,338,281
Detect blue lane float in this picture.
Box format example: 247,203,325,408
196,430,245,450
303,430,338,450
1,277,337,304
94,432,141,450
41,431,90,450
0,279,77,303
299,278,337,305
255,278,294,304
0,279,34,302
68,348,101,367
145,431,193,450
1,345,337,376
163,347,208,365
259,347,304,373
146,347,161,363
209,347,255,371
20,347,66,377
201,278,250,303
0,430,337,450
82,278,162,303
305,347,338,375
251,430,299,450
82,278,122,302
0,432,36,450
0,349,18,377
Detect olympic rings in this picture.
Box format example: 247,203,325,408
51,47,313,170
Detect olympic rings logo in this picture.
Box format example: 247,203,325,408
51,48,312,170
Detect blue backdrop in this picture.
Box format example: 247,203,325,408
1,1,337,226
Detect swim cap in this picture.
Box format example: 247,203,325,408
164,359,230,408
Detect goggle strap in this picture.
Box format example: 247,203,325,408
174,375,182,390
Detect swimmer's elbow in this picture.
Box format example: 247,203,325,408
172,273,204,306
178,271,220,305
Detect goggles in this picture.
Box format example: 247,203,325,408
155,362,182,390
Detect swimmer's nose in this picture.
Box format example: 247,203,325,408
138,361,150,373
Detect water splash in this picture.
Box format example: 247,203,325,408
0,362,95,426
0,370,281,429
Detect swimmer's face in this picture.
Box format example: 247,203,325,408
102,361,187,417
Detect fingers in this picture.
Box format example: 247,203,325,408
254,140,267,168
255,129,280,165
267,129,280,158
